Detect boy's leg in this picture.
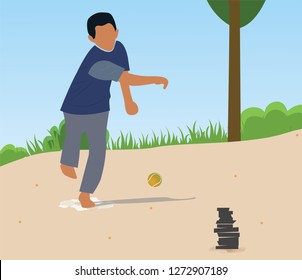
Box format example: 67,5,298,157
60,113,83,178
79,111,109,207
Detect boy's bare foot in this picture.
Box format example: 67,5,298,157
79,192,95,208
60,164,77,179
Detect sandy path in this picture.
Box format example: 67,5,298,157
0,130,301,259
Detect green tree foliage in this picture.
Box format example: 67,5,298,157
207,0,265,27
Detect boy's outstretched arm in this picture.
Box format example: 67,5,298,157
88,61,168,89
119,71,168,89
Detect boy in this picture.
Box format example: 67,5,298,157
60,12,168,208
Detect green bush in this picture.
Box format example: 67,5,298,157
242,116,266,140
264,102,287,116
288,113,302,131
0,144,29,166
242,102,302,140
287,105,302,131
241,107,265,126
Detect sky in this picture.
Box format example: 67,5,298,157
0,0,301,148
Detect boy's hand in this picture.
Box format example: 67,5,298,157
154,77,168,89
125,101,139,115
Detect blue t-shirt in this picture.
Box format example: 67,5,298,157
61,41,129,115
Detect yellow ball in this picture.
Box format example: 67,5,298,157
147,173,162,187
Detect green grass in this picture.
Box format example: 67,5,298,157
1,101,301,166
0,121,227,166
107,122,227,150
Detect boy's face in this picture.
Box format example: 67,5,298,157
88,23,119,51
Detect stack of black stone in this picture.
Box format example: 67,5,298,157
214,208,240,249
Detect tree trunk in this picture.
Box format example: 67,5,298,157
228,0,241,141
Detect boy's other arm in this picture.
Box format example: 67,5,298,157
119,78,138,115
88,61,138,115
119,71,168,89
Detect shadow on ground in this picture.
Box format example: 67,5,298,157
95,197,196,206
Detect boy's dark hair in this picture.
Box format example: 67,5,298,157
87,12,117,38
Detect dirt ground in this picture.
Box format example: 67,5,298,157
0,130,301,260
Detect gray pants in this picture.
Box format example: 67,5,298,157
60,111,109,194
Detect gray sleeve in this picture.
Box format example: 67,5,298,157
88,60,125,82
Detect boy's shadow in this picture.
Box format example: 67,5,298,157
95,197,196,206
